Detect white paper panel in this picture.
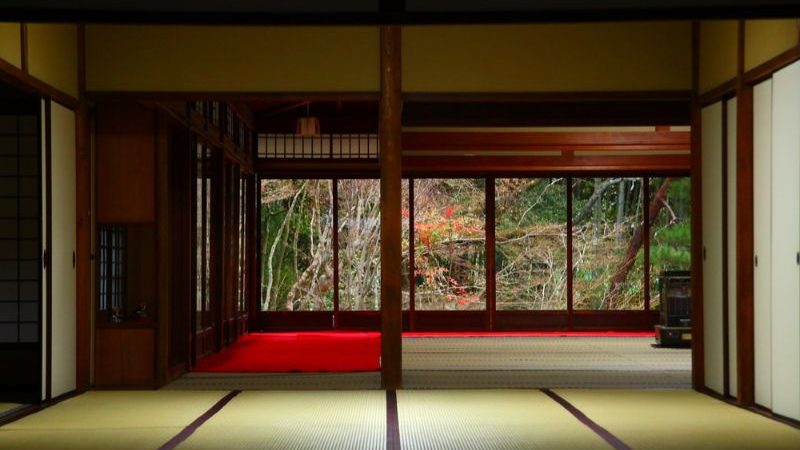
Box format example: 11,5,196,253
49,102,76,398
702,101,725,396
770,60,800,421
753,78,773,409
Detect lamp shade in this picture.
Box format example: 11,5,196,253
295,116,321,137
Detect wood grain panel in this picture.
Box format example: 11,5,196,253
94,327,154,388
379,25,403,390
402,131,690,152
95,101,155,223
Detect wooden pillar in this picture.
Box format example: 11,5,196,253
155,110,171,387
735,20,755,406
380,25,402,390
690,21,706,390
74,25,91,391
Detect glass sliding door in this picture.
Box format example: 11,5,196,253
402,180,410,310
413,179,486,311
260,179,334,311
495,178,568,310
572,177,645,310
195,142,212,330
337,179,381,311
648,177,691,309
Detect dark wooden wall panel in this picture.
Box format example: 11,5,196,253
94,327,155,388
95,102,155,223
412,311,486,331
168,126,193,374
261,312,334,331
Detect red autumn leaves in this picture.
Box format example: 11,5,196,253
411,204,483,308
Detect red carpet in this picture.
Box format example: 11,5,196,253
193,332,381,373
404,331,656,338
193,330,655,373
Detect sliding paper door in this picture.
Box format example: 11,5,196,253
753,78,773,409
701,101,725,395
770,60,800,421
48,101,76,398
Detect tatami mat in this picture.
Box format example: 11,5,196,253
169,336,690,390
403,369,691,389
403,337,690,371
3,391,229,430
0,402,23,416
0,391,229,450
164,372,382,391
397,389,608,450
0,428,180,450
175,390,386,450
403,336,691,389
555,389,800,450
2,388,798,450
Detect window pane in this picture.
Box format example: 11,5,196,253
239,176,247,314
195,143,203,329
649,177,692,310
414,179,486,311
338,179,381,311
496,178,567,310
402,180,410,310
572,177,644,310
260,179,333,311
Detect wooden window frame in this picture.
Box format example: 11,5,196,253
257,173,688,331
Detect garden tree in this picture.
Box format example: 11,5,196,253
338,180,381,310
648,177,692,305
412,179,486,310
261,179,333,311
495,178,567,310
606,177,672,306
572,177,622,225
572,177,645,310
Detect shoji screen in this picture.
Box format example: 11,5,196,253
726,97,737,397
770,60,800,421
701,101,725,395
753,78,772,409
40,99,77,400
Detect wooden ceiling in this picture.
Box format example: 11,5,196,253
3,1,798,23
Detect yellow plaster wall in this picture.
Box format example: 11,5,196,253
745,19,799,71
402,22,692,93
0,23,21,68
85,25,379,92
699,20,739,94
26,23,79,98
